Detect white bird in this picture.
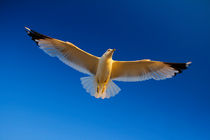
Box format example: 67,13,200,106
25,27,191,99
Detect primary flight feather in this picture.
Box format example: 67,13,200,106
25,27,191,99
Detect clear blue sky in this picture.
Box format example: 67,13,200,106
0,0,210,140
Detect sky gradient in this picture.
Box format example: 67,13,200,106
0,0,210,140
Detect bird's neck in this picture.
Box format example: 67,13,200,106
100,56,112,62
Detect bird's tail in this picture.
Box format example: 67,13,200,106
80,76,121,99
105,80,121,98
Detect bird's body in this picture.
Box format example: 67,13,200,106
25,27,191,99
95,51,114,97
96,55,111,84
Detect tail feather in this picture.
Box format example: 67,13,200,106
80,76,121,99
106,80,121,98
80,76,96,96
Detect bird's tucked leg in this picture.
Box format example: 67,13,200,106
102,85,106,93
95,85,100,98
96,84,102,98
97,85,99,94
101,79,108,94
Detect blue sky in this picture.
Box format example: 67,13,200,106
0,0,210,140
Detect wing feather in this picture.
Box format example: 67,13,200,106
111,60,191,82
25,27,99,75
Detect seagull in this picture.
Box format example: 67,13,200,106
25,27,191,99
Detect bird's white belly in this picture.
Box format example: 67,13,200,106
95,58,112,84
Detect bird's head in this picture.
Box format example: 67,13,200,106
102,49,116,58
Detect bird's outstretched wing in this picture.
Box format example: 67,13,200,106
25,27,99,75
111,59,191,81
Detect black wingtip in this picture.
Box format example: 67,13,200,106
165,61,192,74
25,27,50,42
